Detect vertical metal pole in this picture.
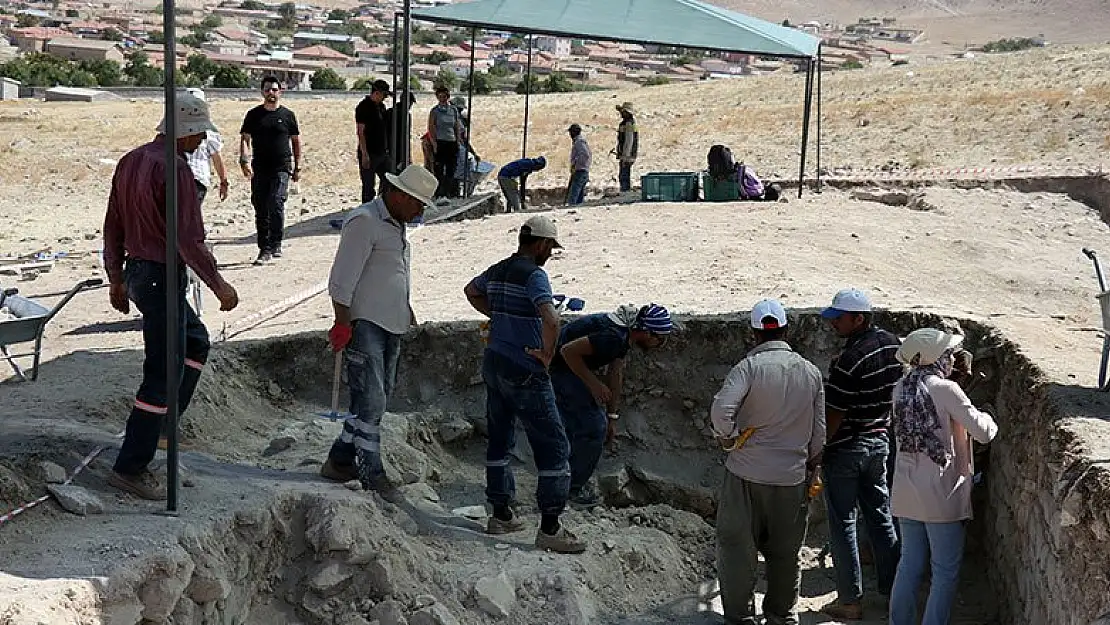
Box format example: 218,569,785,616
161,0,180,514
797,58,814,199
400,0,412,168
391,11,400,169
465,27,476,197
816,45,823,193
522,33,532,159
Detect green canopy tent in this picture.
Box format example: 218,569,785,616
400,0,823,198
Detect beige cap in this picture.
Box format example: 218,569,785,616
522,215,562,248
156,91,217,137
385,164,439,207
616,101,635,114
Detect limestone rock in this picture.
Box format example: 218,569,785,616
263,435,296,456
370,599,407,625
367,557,396,597
39,461,67,484
409,603,461,625
186,575,230,604
309,561,353,597
849,189,910,206
474,572,516,618
438,418,474,444
47,484,103,516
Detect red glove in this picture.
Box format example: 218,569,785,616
328,323,352,352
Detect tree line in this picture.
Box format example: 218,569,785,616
0,52,252,88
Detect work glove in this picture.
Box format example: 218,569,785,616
328,323,352,352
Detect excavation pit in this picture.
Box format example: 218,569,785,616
2,311,1110,625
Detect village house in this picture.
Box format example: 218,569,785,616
534,35,571,57
293,44,352,68
292,32,358,50
201,39,251,57
9,27,72,53
65,21,114,37
45,37,126,63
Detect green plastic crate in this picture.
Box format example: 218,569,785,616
702,173,741,202
640,172,699,202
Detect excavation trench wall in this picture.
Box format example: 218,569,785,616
244,311,1110,624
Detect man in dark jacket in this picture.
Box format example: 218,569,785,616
355,79,393,203
497,156,547,212
615,102,639,192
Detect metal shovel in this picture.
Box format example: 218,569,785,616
1082,247,1110,391
315,351,355,421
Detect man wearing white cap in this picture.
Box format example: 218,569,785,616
102,92,239,500
463,215,586,554
819,287,903,620
710,299,825,625
320,165,436,493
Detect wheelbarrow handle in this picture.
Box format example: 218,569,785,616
1084,247,1098,260
1085,248,1107,292
80,278,104,289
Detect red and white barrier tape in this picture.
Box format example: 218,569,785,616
0,445,107,526
823,163,1104,181
218,280,327,343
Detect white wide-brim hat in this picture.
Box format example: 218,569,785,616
385,165,438,207
896,328,964,366
156,91,217,137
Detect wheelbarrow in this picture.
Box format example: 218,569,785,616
0,278,103,381
1082,248,1110,391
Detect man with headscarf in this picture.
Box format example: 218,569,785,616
889,328,997,625
710,299,825,625
614,102,638,193
549,302,675,508
819,287,903,620
463,215,586,554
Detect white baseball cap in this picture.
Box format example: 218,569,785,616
156,91,217,137
896,328,963,366
522,215,562,248
751,298,787,330
821,287,872,319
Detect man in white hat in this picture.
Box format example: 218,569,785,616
102,92,240,500
614,102,638,193
819,287,903,620
710,299,825,625
463,215,586,554
320,164,436,493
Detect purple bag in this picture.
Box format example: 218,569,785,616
737,164,765,200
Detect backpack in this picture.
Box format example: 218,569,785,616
707,145,736,181
737,164,765,200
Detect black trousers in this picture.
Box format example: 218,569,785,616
250,168,290,253
358,151,394,203
433,140,459,198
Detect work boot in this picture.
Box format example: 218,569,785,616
487,509,527,535
108,470,167,501
820,600,863,621
270,246,283,258
253,251,272,266
320,458,358,482
568,484,601,510
535,525,587,554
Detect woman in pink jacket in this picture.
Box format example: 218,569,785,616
889,328,998,625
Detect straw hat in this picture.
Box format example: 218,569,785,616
616,101,635,114
385,165,438,207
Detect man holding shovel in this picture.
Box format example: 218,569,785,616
710,299,825,625
320,164,437,492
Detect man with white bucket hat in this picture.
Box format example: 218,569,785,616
320,165,436,493
103,91,239,500
711,298,825,625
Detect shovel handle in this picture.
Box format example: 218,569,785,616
331,351,343,414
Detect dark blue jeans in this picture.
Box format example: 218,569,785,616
822,436,900,603
551,368,607,492
618,162,633,192
328,320,402,485
114,259,210,476
482,350,571,516
250,167,289,253
567,170,589,205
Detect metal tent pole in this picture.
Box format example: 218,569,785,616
522,33,532,159
392,11,400,168
465,27,476,197
797,58,814,199
161,0,180,514
399,0,412,169
816,45,823,193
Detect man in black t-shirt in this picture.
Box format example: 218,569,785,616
355,79,393,203
239,76,301,266
550,304,674,508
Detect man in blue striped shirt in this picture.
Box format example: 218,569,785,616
464,215,586,554
819,287,903,621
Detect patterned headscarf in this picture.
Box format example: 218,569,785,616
893,348,956,468
609,303,673,334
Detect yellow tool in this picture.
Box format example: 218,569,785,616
721,427,756,452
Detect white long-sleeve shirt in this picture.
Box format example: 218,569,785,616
890,375,998,523
710,341,826,487
327,199,411,335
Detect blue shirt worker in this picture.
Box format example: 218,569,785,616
497,156,547,213
463,215,586,554
549,303,674,508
